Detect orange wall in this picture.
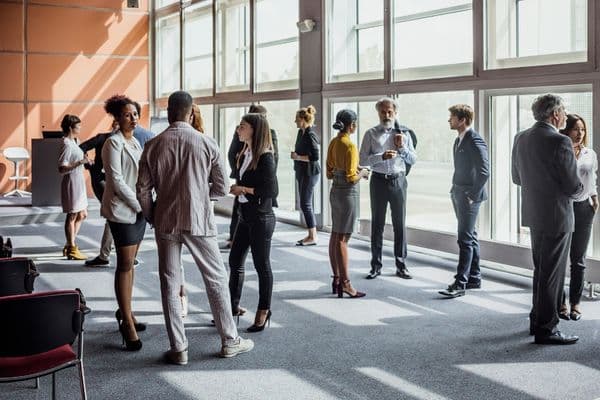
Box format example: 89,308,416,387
0,1,150,193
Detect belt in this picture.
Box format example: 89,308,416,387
372,171,404,180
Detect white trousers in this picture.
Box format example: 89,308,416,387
156,232,239,352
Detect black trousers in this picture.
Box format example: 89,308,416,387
228,200,240,241
563,200,595,305
369,173,407,271
296,173,319,229
530,229,571,336
228,205,275,311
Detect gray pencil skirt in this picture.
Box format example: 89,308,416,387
330,173,358,234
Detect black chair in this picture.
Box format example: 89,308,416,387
0,257,39,296
0,289,89,399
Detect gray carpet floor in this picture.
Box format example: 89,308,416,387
1,212,600,400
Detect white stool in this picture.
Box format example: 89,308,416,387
3,147,31,197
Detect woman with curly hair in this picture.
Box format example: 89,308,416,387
101,94,146,351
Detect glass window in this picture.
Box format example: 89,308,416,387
486,0,587,69
216,0,250,92
198,104,215,138
255,0,299,92
156,0,178,8
184,1,213,96
156,13,181,98
393,1,472,81
489,89,593,251
396,91,475,233
259,100,301,214
326,0,384,83
218,106,247,178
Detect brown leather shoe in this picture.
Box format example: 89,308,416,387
558,304,569,320
570,304,582,321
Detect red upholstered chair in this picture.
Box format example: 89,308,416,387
0,290,89,399
0,257,39,296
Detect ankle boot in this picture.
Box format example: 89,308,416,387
67,245,88,261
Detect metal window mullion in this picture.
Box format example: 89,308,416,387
249,0,255,93
179,1,184,89
384,0,391,83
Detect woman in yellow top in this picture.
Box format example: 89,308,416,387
326,109,369,298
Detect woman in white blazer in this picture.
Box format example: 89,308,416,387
101,94,146,351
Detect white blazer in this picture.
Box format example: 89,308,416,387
101,132,142,224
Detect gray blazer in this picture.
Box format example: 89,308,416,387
511,121,583,233
136,121,228,236
101,132,142,224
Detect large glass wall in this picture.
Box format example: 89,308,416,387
156,13,180,98
216,0,250,92
184,1,214,96
255,0,299,91
393,1,473,81
486,0,587,69
326,0,384,83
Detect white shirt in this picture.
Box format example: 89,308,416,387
573,146,598,203
238,149,253,203
457,126,470,145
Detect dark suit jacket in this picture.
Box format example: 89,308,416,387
228,129,279,179
511,121,583,233
80,132,114,198
451,128,489,202
235,152,279,214
293,126,321,177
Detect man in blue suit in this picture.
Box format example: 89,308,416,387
439,104,489,298
133,102,156,148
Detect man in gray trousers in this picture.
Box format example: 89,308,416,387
137,91,253,363
512,93,583,345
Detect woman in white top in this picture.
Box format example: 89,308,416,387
559,114,598,321
58,114,92,260
101,94,146,351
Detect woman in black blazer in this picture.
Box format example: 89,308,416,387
229,113,278,332
291,105,321,246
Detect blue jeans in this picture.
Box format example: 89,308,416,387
451,190,482,288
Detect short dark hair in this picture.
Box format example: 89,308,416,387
104,94,135,119
448,104,474,126
168,91,193,121
60,114,81,134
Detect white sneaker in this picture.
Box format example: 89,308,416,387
164,349,188,365
219,338,254,358
180,294,188,318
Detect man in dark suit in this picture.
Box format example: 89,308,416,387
439,104,489,298
512,93,583,345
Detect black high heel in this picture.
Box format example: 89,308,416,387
247,310,272,332
118,322,142,351
115,309,147,332
338,280,366,298
331,276,339,294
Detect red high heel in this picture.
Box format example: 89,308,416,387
338,280,366,298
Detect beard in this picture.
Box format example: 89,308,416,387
381,119,394,129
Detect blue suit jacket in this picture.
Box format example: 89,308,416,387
451,128,489,202
133,126,156,149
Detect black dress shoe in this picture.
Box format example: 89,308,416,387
438,283,465,298
396,267,412,279
534,331,579,345
365,269,381,280
466,281,481,289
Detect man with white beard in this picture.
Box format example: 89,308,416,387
359,97,417,280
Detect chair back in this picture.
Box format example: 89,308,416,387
0,290,82,357
0,258,38,296
2,147,30,162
